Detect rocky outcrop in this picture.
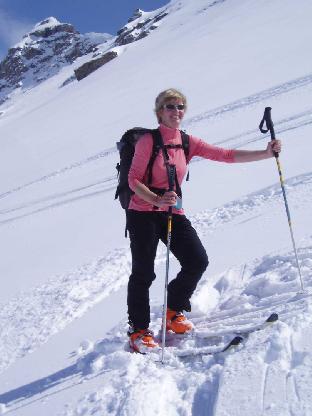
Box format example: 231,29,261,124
74,51,118,81
115,9,168,47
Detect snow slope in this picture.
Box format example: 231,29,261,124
0,0,312,415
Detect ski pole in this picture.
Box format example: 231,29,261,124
161,164,176,364
259,107,304,292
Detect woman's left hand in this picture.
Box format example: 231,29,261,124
266,140,282,157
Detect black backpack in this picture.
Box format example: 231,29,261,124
114,127,190,210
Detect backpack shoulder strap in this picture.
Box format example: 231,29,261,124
151,128,164,152
180,130,190,159
180,130,190,181
146,128,167,185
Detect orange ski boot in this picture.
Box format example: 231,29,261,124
128,328,159,354
166,309,194,334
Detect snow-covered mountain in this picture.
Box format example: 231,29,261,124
0,7,170,105
0,17,112,105
0,0,312,415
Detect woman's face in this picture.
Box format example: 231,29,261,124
158,98,185,129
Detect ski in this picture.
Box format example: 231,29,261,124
174,312,278,358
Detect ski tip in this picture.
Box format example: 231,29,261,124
222,335,243,352
231,335,244,345
266,313,278,323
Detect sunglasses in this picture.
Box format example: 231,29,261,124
163,104,185,111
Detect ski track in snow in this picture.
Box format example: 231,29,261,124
212,108,312,150
0,150,116,204
183,71,312,127
191,169,312,238
0,249,132,375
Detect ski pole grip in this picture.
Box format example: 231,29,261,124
259,107,278,158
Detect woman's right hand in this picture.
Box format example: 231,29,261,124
154,191,177,207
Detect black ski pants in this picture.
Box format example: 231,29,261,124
126,210,209,329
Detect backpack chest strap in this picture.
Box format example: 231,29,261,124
164,144,184,149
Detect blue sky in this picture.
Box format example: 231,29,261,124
0,0,169,60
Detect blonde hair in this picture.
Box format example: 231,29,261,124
154,88,187,123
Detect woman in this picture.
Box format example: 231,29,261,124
127,88,281,353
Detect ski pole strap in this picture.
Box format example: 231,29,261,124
162,147,181,210
167,164,176,215
167,164,176,191
259,107,278,158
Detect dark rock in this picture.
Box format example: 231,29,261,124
74,51,118,81
24,47,43,60
154,12,168,23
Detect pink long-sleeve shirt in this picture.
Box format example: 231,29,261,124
128,123,235,214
